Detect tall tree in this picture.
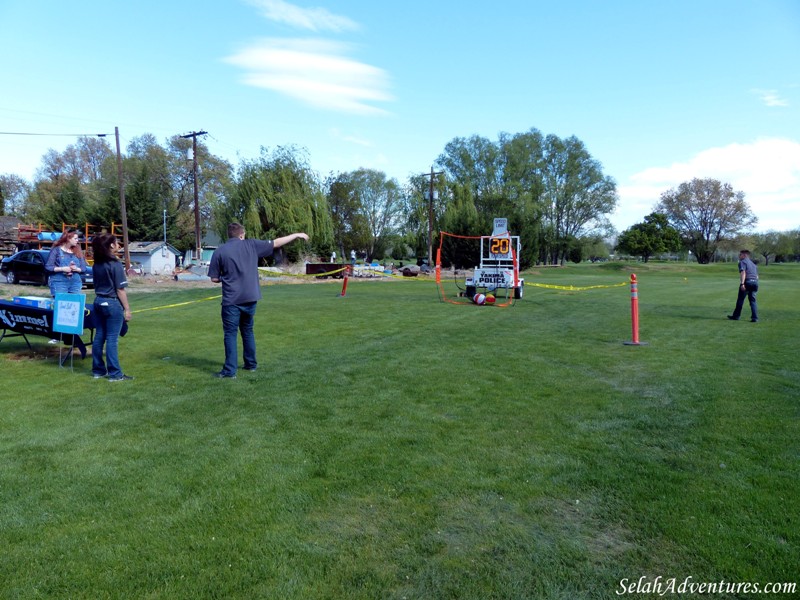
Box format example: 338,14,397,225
439,183,482,269
29,176,86,226
232,146,331,261
791,229,800,262
616,212,682,262
541,135,617,265
165,135,236,251
328,169,403,261
73,136,114,184
80,133,235,251
438,135,502,207
0,174,31,216
752,231,790,266
398,172,448,263
437,130,616,267
498,129,546,267
656,178,757,264
326,172,370,259
359,169,403,261
122,135,172,241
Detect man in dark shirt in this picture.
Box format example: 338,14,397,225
728,249,759,322
208,223,309,378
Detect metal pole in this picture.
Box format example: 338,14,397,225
114,127,131,270
428,167,434,267
424,167,443,268
192,135,200,263
180,131,207,264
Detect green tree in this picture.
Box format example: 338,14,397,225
232,146,331,261
497,129,547,268
436,130,616,267
397,172,448,264
24,137,114,225
0,174,31,216
541,135,617,265
324,168,403,261
68,136,114,184
116,135,172,242
26,176,86,227
438,135,503,210
439,183,482,269
656,178,757,264
753,230,794,265
326,172,370,259
788,229,800,262
616,212,682,262
583,236,612,263
352,169,403,261
82,133,235,252
166,135,236,252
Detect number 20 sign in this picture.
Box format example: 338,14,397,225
490,237,510,255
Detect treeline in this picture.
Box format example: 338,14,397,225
615,179,800,265
0,127,620,267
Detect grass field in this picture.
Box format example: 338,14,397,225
1,262,798,599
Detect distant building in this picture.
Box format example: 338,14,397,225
127,241,180,276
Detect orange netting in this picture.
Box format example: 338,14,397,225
435,231,517,307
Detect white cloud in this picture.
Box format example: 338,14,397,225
615,138,800,232
245,0,359,32
751,88,790,107
329,128,374,147
225,38,393,115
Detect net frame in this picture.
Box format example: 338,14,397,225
435,231,519,307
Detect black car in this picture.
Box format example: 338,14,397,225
1,249,93,288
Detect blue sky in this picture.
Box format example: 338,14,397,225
1,0,798,232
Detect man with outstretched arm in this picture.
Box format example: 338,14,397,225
208,223,309,378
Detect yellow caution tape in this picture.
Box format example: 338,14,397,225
128,277,626,315
257,266,350,278
526,282,628,291
131,295,222,314
257,266,435,281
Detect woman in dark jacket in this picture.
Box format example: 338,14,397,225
91,234,133,381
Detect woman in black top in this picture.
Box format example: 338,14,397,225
90,234,133,381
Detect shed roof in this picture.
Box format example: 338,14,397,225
128,241,180,256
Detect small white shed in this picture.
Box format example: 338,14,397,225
127,242,180,276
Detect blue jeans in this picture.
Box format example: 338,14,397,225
220,302,257,375
731,280,759,320
49,273,83,296
92,298,125,378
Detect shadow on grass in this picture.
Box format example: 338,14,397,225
163,352,222,375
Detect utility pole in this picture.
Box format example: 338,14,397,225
114,127,131,271
425,167,444,268
180,130,207,263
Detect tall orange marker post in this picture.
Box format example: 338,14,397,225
623,273,647,346
340,273,349,297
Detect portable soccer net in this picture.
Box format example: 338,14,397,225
434,231,520,307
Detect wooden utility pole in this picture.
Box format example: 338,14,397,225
114,127,131,270
425,167,443,267
180,130,207,263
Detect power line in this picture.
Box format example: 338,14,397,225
0,131,113,137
